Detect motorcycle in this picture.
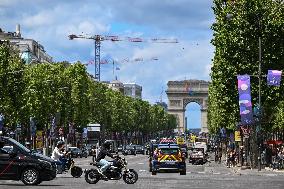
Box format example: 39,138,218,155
85,155,138,184
58,153,83,178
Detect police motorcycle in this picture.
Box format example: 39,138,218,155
85,155,138,184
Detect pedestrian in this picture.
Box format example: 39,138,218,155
91,145,96,162
218,147,222,164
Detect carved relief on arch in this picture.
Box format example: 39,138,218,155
183,98,203,109
169,100,181,107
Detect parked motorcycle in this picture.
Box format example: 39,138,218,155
85,155,138,184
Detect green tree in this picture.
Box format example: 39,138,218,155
0,43,26,128
209,0,284,132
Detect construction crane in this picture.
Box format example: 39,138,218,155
85,56,158,65
68,34,178,81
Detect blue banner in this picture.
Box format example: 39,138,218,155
267,70,282,86
237,75,253,125
30,117,36,136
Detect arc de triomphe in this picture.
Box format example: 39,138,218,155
166,80,209,133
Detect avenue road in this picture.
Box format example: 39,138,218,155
0,154,283,189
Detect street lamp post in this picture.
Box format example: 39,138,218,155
257,19,262,171
226,8,263,170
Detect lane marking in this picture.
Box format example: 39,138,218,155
139,170,147,172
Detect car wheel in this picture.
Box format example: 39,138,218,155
21,168,40,185
180,170,186,175
151,171,157,175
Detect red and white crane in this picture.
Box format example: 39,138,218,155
68,34,178,81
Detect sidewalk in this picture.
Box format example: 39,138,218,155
217,155,284,176
229,165,284,176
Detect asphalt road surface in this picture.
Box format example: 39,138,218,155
1,153,284,189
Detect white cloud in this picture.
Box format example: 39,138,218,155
22,11,55,28
0,0,19,6
1,0,214,116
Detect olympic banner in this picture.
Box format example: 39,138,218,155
237,75,253,125
267,70,282,86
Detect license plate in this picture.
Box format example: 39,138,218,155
165,161,175,165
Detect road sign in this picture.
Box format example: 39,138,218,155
235,131,241,142
176,137,185,145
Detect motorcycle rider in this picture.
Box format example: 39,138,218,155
96,141,114,179
51,141,69,173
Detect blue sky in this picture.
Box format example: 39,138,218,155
0,0,214,129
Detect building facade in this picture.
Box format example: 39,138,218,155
0,24,52,63
123,83,142,99
102,80,142,99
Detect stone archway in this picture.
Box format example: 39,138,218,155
166,80,209,133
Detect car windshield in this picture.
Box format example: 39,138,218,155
193,148,204,153
160,148,179,155
126,145,134,150
70,147,79,151
135,145,143,150
8,138,31,153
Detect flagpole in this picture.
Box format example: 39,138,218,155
112,60,115,80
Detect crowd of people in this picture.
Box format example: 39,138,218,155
262,144,284,169
213,143,284,170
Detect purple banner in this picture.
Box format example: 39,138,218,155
267,70,282,86
237,75,253,125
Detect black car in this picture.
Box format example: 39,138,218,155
68,147,83,158
117,145,124,152
0,136,57,185
122,145,136,155
134,145,145,155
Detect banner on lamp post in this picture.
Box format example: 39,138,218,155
237,75,253,125
30,117,36,136
267,70,282,86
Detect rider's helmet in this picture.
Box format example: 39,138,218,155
56,140,65,148
103,141,111,150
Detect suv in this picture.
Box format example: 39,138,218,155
189,147,206,165
0,136,57,185
68,147,83,158
151,143,186,175
122,145,136,155
134,145,145,155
